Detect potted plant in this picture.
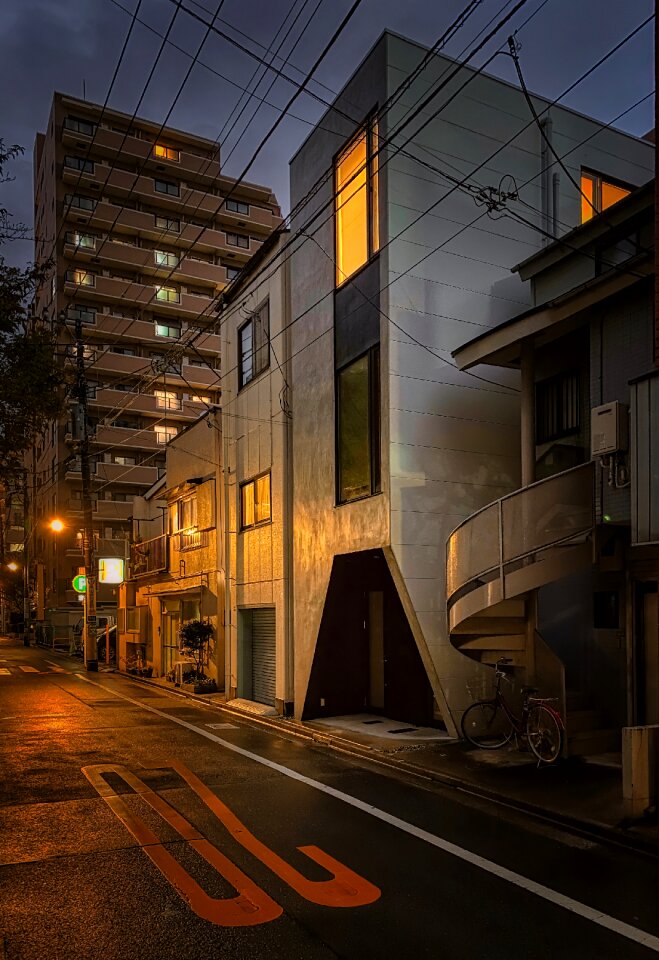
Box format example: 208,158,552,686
178,619,215,693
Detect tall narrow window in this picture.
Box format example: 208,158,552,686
335,116,379,285
238,299,269,388
336,346,380,503
581,170,631,223
240,472,271,529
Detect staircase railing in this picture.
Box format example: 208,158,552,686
447,462,596,619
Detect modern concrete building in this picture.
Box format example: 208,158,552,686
287,32,654,734
451,181,658,751
31,93,280,632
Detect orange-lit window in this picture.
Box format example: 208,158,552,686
240,472,271,530
580,171,631,223
154,144,180,162
335,116,379,286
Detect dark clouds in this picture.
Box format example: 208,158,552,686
0,0,654,269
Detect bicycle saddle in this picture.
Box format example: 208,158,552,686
521,685,539,694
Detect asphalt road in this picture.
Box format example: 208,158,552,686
2,638,659,960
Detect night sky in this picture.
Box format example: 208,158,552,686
0,0,654,270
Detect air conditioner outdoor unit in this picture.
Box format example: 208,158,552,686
591,401,628,457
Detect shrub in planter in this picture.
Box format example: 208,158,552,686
178,619,214,683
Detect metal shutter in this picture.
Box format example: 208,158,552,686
251,608,276,706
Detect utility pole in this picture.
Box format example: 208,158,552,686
74,313,98,672
22,468,30,646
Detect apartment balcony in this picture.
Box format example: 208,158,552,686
64,537,129,560
94,500,133,521
93,462,161,486
447,462,596,641
92,423,166,452
61,126,222,186
68,312,220,357
88,388,205,422
130,533,168,578
63,237,225,290
62,273,214,321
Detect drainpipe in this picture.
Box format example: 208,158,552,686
655,1,659,366
520,340,535,487
283,257,294,716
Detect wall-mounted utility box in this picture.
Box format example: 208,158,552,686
591,401,628,457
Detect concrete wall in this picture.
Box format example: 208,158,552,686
219,239,292,709
289,31,655,729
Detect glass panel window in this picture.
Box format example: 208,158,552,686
155,285,180,303
226,232,249,248
67,305,96,324
66,269,95,287
335,116,379,285
64,155,94,174
64,117,95,136
179,496,197,530
238,299,269,389
154,249,179,267
66,231,96,249
66,194,95,211
154,144,180,162
155,215,180,232
225,199,249,215
189,394,210,404
225,264,240,281
337,347,380,503
241,473,270,529
155,321,181,338
155,424,178,444
154,389,182,410
535,371,581,444
113,455,136,465
580,170,631,223
154,178,180,197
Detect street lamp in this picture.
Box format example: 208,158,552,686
6,562,19,572
48,518,65,533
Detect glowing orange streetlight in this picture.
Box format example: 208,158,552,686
49,518,65,533
6,561,19,572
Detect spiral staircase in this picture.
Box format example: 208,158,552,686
446,462,611,755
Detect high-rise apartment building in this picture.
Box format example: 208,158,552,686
31,92,280,628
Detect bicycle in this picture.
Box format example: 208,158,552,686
461,658,564,764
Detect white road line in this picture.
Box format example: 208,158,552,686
75,674,659,953
18,666,39,673
0,668,10,675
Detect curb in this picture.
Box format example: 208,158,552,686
123,672,659,861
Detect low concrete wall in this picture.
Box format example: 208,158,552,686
623,724,659,819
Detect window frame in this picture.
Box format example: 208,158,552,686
225,198,250,215
535,369,581,445
580,169,632,224
155,285,180,304
240,471,272,531
154,424,178,445
334,113,380,288
154,144,180,162
155,214,180,232
238,299,270,390
154,388,182,410
154,178,180,197
335,345,381,505
226,231,250,249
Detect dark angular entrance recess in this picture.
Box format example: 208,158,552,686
303,550,433,725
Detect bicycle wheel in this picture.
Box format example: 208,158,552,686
526,704,563,764
461,700,513,749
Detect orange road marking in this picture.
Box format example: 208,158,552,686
18,666,40,673
168,760,381,908
82,764,282,927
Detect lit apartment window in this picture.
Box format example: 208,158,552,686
155,285,180,303
64,155,94,174
155,321,181,338
187,286,209,297
238,299,269,389
154,249,179,267
535,371,581,444
335,117,379,285
189,394,210,404
175,495,197,531
154,178,180,197
240,472,271,530
225,199,249,215
224,264,240,281
66,269,95,287
113,455,136,466
155,424,178,445
64,116,96,136
155,215,180,232
154,389,182,410
581,170,631,224
66,231,96,249
66,194,96,212
226,232,249,249
67,305,96,324
154,144,180,162
337,346,380,503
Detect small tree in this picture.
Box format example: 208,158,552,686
179,619,213,681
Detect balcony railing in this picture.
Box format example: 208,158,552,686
130,533,168,578
447,461,595,608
